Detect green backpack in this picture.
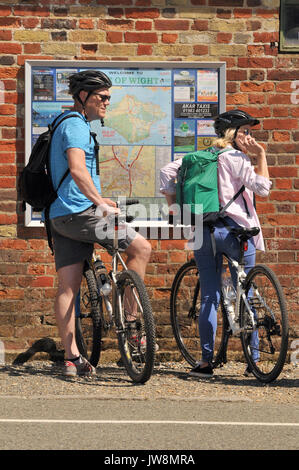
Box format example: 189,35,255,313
176,147,245,225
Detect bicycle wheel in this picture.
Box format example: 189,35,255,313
115,269,156,383
170,259,230,368
240,264,289,383
75,266,102,367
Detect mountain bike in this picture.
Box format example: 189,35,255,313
170,225,289,383
75,199,156,384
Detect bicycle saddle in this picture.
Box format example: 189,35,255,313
229,226,260,240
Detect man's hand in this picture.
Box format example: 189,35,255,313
95,201,120,218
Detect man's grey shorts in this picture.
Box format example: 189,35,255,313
50,205,137,271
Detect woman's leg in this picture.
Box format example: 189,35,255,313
194,225,222,364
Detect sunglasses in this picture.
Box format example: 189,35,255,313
92,93,111,102
243,129,252,136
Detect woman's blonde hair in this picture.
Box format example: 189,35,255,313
213,128,236,149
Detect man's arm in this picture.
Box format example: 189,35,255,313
67,147,118,213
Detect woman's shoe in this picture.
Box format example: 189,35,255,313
188,363,213,378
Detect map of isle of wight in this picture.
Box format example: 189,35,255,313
99,145,156,197
105,94,166,144
92,83,172,198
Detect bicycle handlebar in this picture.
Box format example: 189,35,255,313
116,198,140,207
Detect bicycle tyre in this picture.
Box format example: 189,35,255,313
170,259,230,368
240,264,289,383
75,266,102,367
115,269,156,383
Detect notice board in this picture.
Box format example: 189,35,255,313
24,60,226,227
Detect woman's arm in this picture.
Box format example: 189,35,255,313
235,133,269,179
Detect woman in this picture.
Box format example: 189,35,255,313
160,109,271,377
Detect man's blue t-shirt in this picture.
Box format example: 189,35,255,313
49,111,101,218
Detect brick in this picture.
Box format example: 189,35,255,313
17,55,53,67
69,31,105,42
41,19,76,29
135,20,152,30
0,30,12,40
253,32,278,43
234,8,252,18
217,33,232,43
263,119,298,130
137,44,153,55
14,6,50,16
0,104,15,115
79,19,94,29
107,32,123,43
0,17,21,28
125,8,160,19
0,67,18,79
154,19,189,30
273,131,290,142
98,19,134,30
24,44,41,54
124,32,158,43
193,19,208,30
0,214,17,224
210,19,246,32
108,8,124,18
162,33,177,44
69,6,106,17
238,57,274,68
14,31,49,42
31,276,54,288
193,45,209,55
269,191,299,203
210,44,247,56
154,44,192,56
22,18,40,29
275,179,293,190
42,43,77,55
209,0,243,5
240,82,274,92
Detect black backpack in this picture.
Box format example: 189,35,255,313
18,112,99,253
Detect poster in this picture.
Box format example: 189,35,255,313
26,61,225,225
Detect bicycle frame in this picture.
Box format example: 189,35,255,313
221,238,257,336
91,202,143,332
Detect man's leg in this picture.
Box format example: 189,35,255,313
123,233,152,320
54,261,83,360
124,233,152,280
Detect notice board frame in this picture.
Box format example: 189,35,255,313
24,59,226,231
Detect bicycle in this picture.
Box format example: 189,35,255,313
170,224,289,383
75,199,156,384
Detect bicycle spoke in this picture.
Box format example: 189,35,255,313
240,265,288,383
75,267,103,367
170,259,230,368
116,270,155,383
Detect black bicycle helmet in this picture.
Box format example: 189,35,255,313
69,70,112,99
214,109,260,137
69,70,112,125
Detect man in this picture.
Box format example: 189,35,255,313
49,70,151,376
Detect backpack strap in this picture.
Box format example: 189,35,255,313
219,185,245,214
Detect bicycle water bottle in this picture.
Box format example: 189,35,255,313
94,259,112,296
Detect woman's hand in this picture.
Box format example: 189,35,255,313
236,133,269,179
237,134,265,157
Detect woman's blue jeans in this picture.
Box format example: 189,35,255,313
194,217,258,363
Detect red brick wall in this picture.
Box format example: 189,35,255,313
0,0,298,360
